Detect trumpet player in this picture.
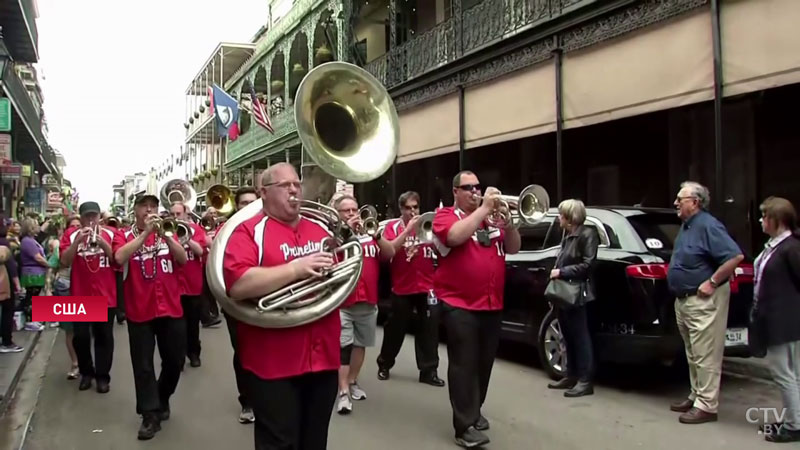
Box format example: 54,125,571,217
112,193,188,441
223,163,339,450
60,202,118,393
332,194,394,415
169,202,208,369
376,191,444,387
432,171,520,448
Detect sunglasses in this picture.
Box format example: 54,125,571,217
457,184,481,192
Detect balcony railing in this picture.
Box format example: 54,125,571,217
364,0,594,89
225,109,297,164
0,0,40,62
1,61,45,149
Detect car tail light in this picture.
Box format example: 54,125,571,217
730,263,754,294
625,263,668,280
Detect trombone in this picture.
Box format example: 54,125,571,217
472,184,550,228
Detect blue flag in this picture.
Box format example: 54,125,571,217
211,84,240,139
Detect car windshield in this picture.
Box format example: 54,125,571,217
625,212,681,256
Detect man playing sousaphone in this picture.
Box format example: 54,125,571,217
222,163,341,450
112,193,188,441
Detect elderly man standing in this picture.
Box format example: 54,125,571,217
667,181,744,424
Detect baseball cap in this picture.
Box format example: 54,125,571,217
134,194,159,207
78,202,102,217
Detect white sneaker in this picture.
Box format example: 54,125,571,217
336,391,352,415
238,407,255,424
0,344,24,353
24,322,44,332
349,382,367,400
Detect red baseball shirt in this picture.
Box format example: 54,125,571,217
383,218,434,295
223,213,340,381
432,206,507,311
113,229,184,322
179,222,207,296
61,226,117,308
342,235,381,307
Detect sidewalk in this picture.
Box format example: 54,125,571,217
0,329,43,413
723,356,773,382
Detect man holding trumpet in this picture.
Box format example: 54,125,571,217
376,191,444,387
332,194,394,415
432,170,521,448
112,193,188,441
223,163,340,450
60,201,118,393
169,202,208,369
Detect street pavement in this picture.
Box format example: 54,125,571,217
22,323,781,450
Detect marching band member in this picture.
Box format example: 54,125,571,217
170,201,208,368
376,191,444,386
222,186,259,425
102,211,126,324
113,193,188,441
223,163,339,450
60,202,118,393
333,194,394,415
432,170,521,448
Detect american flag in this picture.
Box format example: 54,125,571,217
249,85,274,134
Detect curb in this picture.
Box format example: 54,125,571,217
723,357,773,383
0,330,42,415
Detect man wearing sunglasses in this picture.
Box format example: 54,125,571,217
432,170,521,448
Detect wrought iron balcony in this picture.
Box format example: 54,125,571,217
364,0,594,90
0,60,46,150
0,0,40,62
225,109,298,166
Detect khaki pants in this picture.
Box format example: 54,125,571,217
674,283,730,414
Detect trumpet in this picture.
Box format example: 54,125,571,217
161,217,194,245
472,184,550,228
357,205,380,237
104,217,121,228
405,212,435,261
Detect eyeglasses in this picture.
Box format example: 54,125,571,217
403,204,419,210
263,181,301,190
457,184,481,192
675,196,696,202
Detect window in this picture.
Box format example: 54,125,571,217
519,217,553,251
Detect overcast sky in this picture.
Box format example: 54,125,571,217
36,0,267,208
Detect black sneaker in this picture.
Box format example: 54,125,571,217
158,407,170,421
137,415,161,440
189,355,201,367
475,415,490,431
78,376,93,391
765,426,800,443
547,377,577,390
377,367,390,380
455,426,490,448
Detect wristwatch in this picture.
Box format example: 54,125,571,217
709,278,719,288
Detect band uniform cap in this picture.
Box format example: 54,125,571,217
78,201,102,216
134,194,160,206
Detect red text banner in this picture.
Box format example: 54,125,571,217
32,296,109,322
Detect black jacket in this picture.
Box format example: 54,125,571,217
556,225,600,303
754,231,800,347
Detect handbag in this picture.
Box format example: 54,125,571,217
544,278,584,308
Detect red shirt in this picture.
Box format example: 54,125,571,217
113,229,184,322
432,207,507,311
223,213,340,381
61,226,117,308
179,223,207,296
383,218,434,295
342,236,381,307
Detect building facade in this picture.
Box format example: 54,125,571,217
1,0,60,219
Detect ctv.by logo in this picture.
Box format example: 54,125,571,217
745,407,786,435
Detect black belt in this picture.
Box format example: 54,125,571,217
674,279,729,300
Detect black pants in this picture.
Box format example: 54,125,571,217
22,286,42,320
181,295,202,358
246,369,338,450
378,293,440,373
127,317,186,415
115,271,125,321
1,299,14,345
201,277,219,323
74,308,116,382
224,311,249,409
441,303,502,436
557,304,594,382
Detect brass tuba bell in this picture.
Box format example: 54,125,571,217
160,179,197,211
207,62,399,329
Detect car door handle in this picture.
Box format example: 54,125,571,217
527,267,546,272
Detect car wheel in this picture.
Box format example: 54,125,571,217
537,308,568,380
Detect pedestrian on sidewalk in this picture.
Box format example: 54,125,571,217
667,181,744,425
19,218,49,332
0,223,23,354
751,196,800,443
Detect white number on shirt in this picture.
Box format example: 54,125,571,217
495,242,505,257
365,244,379,258
98,256,110,268
187,251,196,261
423,247,435,259
160,259,174,274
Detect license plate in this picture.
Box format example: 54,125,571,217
725,327,748,347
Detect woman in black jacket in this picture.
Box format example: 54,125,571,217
546,199,599,397
752,196,800,443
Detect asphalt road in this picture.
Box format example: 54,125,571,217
22,322,781,450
